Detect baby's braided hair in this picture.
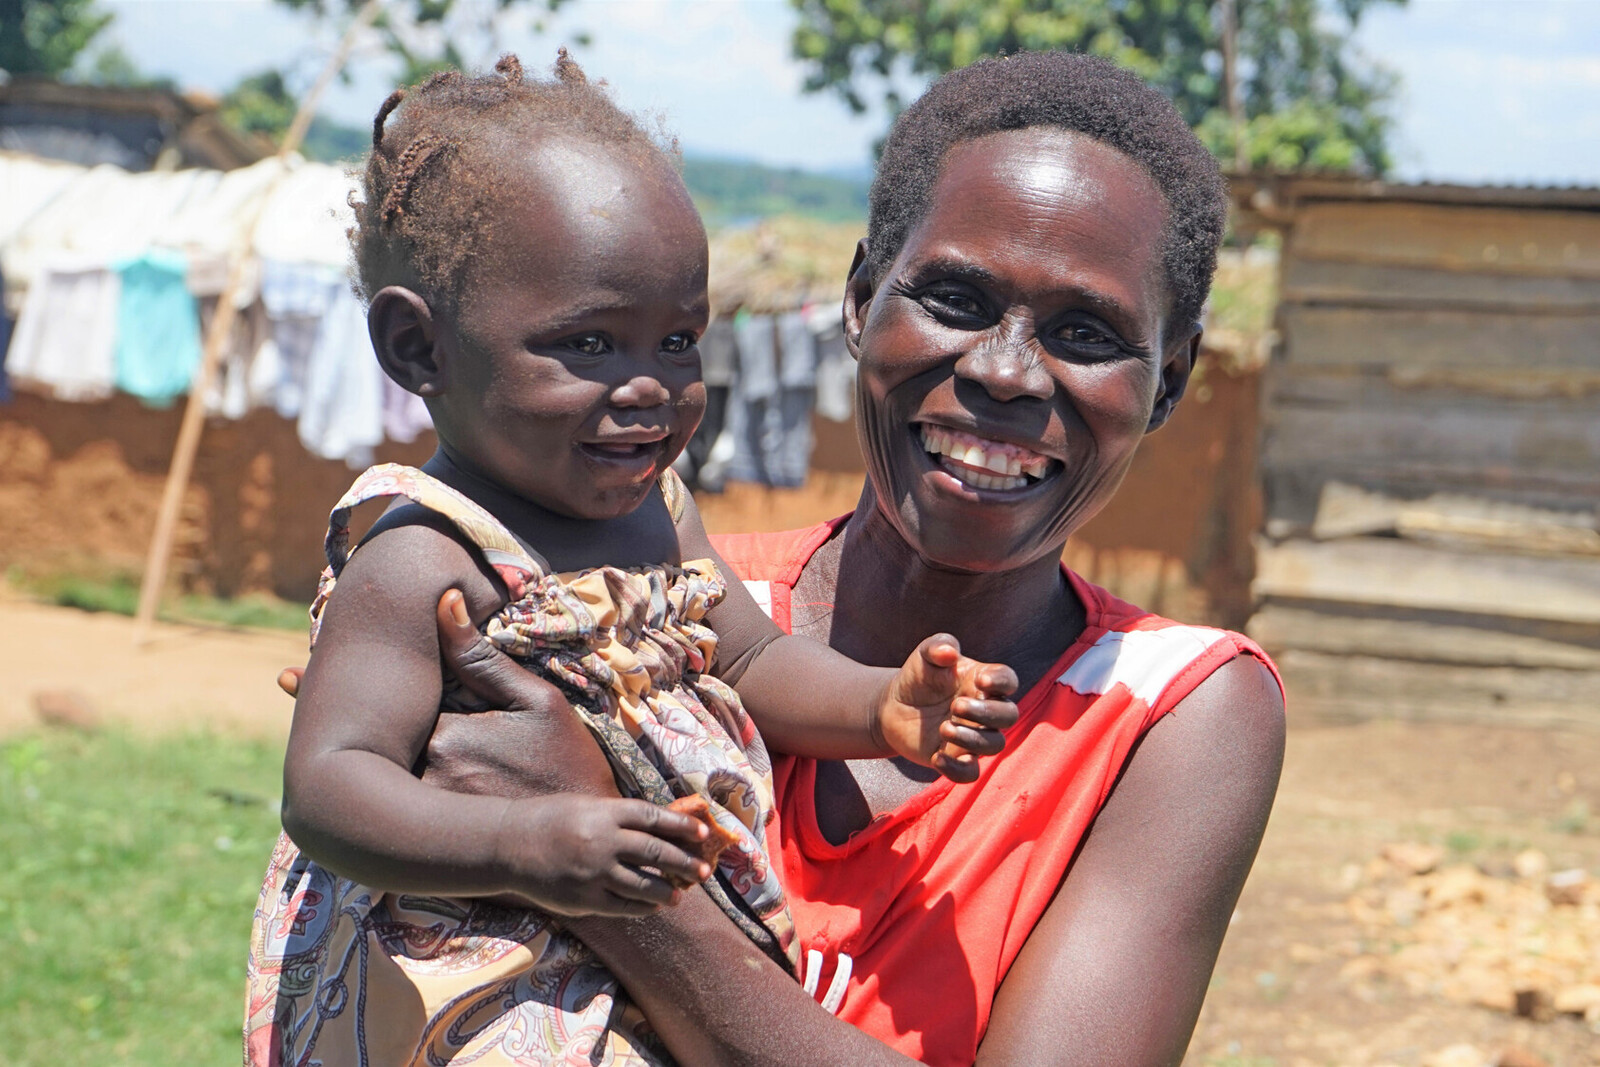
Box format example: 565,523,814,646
350,50,665,311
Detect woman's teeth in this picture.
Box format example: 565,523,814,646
919,425,1049,491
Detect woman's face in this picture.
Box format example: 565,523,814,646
848,127,1198,573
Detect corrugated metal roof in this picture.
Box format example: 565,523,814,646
1228,172,1600,214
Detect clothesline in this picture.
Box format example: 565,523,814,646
0,149,856,482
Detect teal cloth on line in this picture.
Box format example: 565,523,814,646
113,249,201,406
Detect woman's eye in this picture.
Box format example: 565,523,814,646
1063,324,1111,345
1054,322,1125,358
921,289,987,322
661,332,696,354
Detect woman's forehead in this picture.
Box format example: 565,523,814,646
900,128,1170,313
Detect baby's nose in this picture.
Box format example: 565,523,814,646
610,373,672,408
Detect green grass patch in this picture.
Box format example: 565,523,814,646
0,728,286,1065
7,567,307,632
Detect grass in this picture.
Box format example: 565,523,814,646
0,727,286,1065
6,567,308,632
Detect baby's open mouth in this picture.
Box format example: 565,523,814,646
918,424,1052,492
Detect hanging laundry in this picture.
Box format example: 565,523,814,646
812,317,854,423
382,375,434,444
112,248,203,406
699,316,738,388
680,316,736,489
727,311,813,488
260,260,344,420
770,309,817,488
5,258,120,402
296,282,384,468
203,301,274,420
733,311,777,401
0,269,13,403
727,312,776,485
776,310,816,389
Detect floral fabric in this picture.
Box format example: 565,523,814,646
245,464,796,1067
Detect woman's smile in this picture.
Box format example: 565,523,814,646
916,423,1056,493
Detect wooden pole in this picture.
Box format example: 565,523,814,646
133,0,384,643
1220,0,1246,173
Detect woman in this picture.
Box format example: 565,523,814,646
308,52,1285,1065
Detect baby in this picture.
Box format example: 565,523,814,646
244,54,1017,1067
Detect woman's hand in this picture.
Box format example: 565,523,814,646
281,590,617,799
877,634,1020,782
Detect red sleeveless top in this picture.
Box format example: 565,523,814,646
713,518,1282,1066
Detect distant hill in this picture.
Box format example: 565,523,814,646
682,156,870,225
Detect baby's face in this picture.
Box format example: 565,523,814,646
430,137,710,521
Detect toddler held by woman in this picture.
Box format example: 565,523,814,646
244,53,1016,1067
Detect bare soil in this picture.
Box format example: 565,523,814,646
3,592,1595,1066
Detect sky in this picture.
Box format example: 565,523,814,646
97,0,1600,186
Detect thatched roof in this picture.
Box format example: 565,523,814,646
708,215,863,315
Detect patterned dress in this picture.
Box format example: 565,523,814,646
244,464,797,1067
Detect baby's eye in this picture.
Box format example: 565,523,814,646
661,332,696,354
566,334,610,356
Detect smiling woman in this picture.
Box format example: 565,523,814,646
414,51,1287,1067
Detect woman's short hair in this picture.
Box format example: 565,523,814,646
868,51,1229,328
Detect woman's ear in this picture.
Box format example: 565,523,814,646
368,286,446,397
1147,323,1201,433
842,238,873,362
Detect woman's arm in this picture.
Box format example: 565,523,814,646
976,655,1286,1066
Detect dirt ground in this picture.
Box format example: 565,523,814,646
3,591,1597,1066
0,586,301,741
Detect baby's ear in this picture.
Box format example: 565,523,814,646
368,286,446,397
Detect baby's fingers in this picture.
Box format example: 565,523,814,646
614,830,712,890
938,718,1008,758
932,750,982,784
917,633,963,670
961,659,1019,700
613,799,709,848
603,863,683,909
951,695,1020,731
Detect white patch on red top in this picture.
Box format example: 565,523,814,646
1057,626,1229,706
744,580,774,620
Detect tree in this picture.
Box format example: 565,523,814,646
219,69,370,162
274,0,578,87
0,0,112,77
790,0,1404,174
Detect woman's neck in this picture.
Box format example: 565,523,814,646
800,486,1087,696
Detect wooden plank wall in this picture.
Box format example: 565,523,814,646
1250,196,1600,726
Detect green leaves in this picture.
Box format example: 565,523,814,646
0,0,114,78
788,0,1406,174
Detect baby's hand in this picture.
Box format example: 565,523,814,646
877,635,1020,783
496,794,715,917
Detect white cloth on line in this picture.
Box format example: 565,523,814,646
382,376,434,444
5,258,120,401
296,282,384,468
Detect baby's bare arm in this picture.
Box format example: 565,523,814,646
672,491,1016,771
281,518,707,913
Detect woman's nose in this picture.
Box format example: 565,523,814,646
609,373,672,408
953,331,1053,403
